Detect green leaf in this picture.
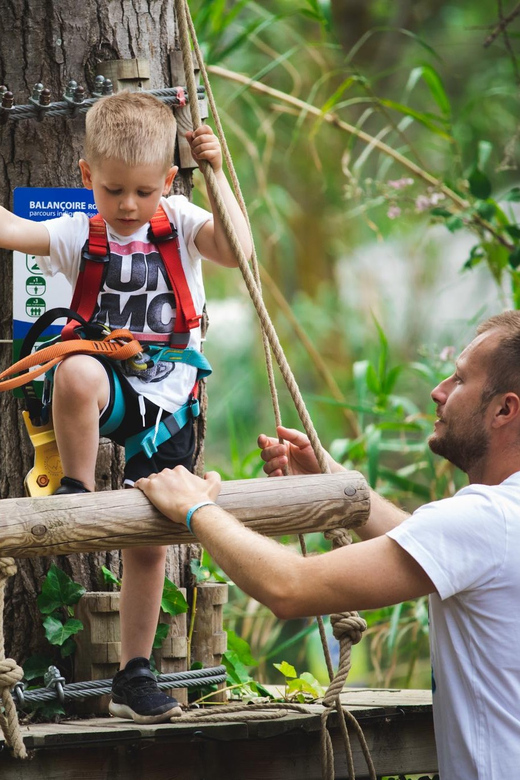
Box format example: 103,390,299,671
60,636,77,658
505,225,520,239
43,616,83,646
377,98,452,138
23,653,53,682
446,215,464,232
505,186,520,202
468,167,492,200
161,577,188,616
37,564,86,614
430,207,452,218
226,629,258,667
477,140,493,170
509,247,520,269
223,649,252,686
100,565,121,589
153,622,169,649
410,64,451,116
475,200,496,220
463,244,485,270
190,558,211,583
273,661,297,679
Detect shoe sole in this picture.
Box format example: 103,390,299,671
109,701,183,723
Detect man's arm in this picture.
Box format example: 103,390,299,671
258,426,409,540
0,206,50,255
135,467,435,620
186,125,252,267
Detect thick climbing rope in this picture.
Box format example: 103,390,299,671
0,559,27,759
176,2,376,778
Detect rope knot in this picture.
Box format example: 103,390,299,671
331,612,367,646
0,557,17,582
0,658,24,689
324,527,352,548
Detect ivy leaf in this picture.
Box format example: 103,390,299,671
43,616,83,646
60,636,77,658
161,577,188,616
468,167,492,200
153,622,169,649
37,564,86,614
273,661,297,679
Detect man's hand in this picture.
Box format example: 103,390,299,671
258,425,329,477
135,466,222,526
186,125,223,173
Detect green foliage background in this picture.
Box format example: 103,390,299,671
189,0,520,687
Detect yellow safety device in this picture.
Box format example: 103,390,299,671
22,411,63,497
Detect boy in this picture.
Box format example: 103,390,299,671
0,91,251,723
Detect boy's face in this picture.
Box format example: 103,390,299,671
79,158,178,236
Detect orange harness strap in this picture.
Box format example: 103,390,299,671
0,329,142,392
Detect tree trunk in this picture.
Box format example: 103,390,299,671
0,0,204,666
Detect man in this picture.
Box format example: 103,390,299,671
136,311,520,778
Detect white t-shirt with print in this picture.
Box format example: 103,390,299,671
36,194,212,413
387,472,520,780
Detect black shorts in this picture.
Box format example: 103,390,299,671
97,359,195,484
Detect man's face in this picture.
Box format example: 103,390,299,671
428,331,500,473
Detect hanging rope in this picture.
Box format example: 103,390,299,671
0,559,27,759
175,2,376,778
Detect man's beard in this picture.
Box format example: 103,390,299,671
428,412,490,473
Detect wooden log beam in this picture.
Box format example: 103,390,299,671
0,473,369,559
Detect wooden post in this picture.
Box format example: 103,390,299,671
0,472,370,558
73,592,121,715
152,589,188,706
190,582,228,703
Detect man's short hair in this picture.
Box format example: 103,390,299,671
84,92,176,170
477,310,520,406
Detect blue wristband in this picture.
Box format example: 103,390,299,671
186,501,216,534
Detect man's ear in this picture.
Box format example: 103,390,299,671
163,166,178,195
492,393,520,428
79,159,93,190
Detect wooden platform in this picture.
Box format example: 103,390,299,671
0,689,437,779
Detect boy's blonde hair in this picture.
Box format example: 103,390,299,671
85,91,177,170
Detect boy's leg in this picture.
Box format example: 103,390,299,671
119,545,167,667
52,355,110,492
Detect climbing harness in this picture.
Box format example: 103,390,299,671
1,204,212,492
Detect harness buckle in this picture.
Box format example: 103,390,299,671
147,222,178,244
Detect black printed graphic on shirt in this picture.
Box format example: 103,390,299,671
91,246,178,335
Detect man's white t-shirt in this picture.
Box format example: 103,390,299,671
36,195,211,413
388,472,520,779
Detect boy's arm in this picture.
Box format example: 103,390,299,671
186,125,252,268
0,206,50,255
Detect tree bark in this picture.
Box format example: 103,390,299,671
0,0,203,666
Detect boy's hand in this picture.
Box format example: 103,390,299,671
186,125,223,173
135,466,221,526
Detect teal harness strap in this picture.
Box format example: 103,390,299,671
125,396,200,461
124,347,212,462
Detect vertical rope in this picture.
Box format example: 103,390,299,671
0,558,27,759
175,4,375,776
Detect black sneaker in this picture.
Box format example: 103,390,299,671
54,477,90,494
109,657,182,724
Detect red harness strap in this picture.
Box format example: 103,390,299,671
61,214,110,340
62,206,202,347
